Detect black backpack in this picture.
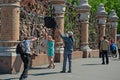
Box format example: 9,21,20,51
16,42,26,54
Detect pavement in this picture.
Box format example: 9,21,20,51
0,57,120,80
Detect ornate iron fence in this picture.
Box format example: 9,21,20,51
19,1,53,54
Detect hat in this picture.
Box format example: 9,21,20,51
68,31,73,36
64,33,68,37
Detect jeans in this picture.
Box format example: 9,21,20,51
62,50,72,72
102,50,109,64
20,53,30,79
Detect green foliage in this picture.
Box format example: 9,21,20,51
64,0,79,32
65,0,120,33
88,0,120,33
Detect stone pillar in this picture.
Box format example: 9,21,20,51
50,0,65,62
95,3,107,45
108,10,119,43
76,0,91,58
0,0,21,74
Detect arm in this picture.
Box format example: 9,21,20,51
57,29,66,40
31,37,38,41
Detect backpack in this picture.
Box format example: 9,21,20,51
16,42,26,54
110,44,116,51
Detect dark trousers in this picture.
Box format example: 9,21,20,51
102,50,109,64
118,49,120,58
99,51,102,58
62,50,72,72
20,53,30,79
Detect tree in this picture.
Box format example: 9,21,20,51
65,0,120,33
88,0,120,33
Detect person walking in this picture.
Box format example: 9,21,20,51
58,30,74,73
100,36,109,64
19,36,37,80
47,36,55,69
117,38,120,59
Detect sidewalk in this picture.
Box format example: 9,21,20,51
0,58,120,80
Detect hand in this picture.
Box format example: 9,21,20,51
56,28,60,33
31,37,38,41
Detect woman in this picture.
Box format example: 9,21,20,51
47,36,55,69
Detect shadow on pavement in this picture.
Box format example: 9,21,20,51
29,72,60,76
30,67,49,70
2,77,19,80
81,63,102,66
110,58,120,61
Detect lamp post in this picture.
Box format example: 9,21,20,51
108,10,119,43
95,3,107,46
50,0,66,62
76,0,91,58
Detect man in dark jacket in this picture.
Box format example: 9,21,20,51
58,30,74,73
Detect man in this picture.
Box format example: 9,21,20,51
19,36,37,80
58,30,74,73
100,36,109,64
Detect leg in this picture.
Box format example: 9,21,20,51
105,51,109,64
101,51,105,64
50,56,55,69
99,51,102,58
62,53,67,72
20,54,30,79
20,54,25,62
20,54,26,80
48,56,51,68
68,54,72,72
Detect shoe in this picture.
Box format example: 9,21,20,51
49,66,53,69
52,65,55,69
60,71,66,73
23,76,27,78
106,62,109,64
47,65,51,68
67,70,72,73
19,76,27,80
47,65,53,69
102,63,105,64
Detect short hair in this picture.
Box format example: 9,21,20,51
103,36,107,39
24,37,28,40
